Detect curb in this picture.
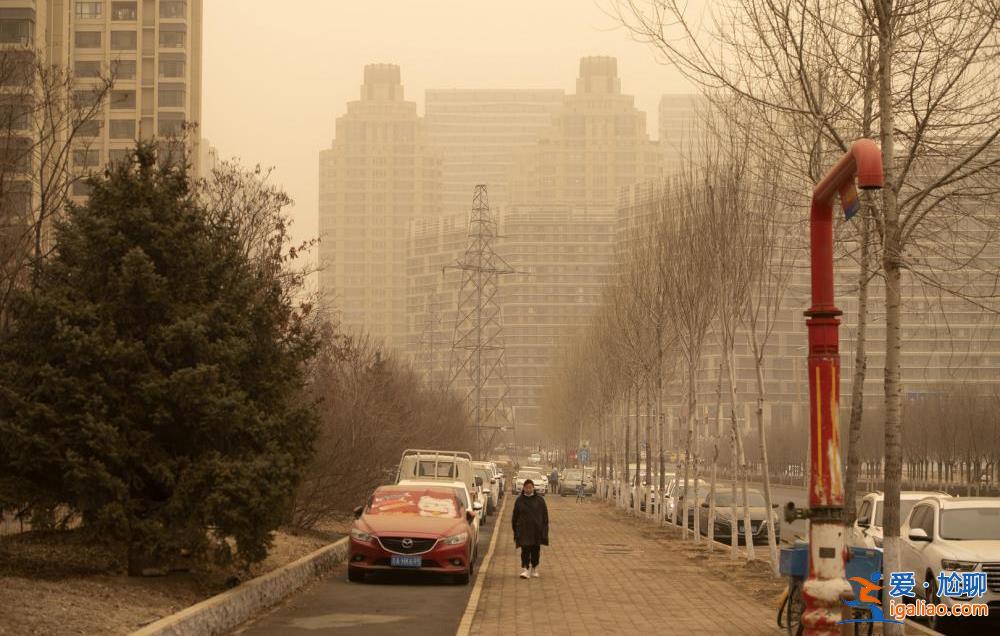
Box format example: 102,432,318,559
131,536,350,636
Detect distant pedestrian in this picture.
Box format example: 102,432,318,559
512,479,549,579
575,481,584,503
548,468,559,494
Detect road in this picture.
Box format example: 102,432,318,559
236,505,499,635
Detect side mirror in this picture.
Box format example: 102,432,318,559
466,509,476,522
908,528,931,542
352,505,364,519
701,502,709,508
783,501,797,524
473,501,483,511
857,517,870,529
772,503,780,509
475,476,483,487
490,478,496,483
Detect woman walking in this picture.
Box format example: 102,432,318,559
512,478,549,579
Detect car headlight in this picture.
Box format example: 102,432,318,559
442,532,468,545
350,528,373,542
941,559,978,571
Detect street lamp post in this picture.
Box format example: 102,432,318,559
803,138,883,634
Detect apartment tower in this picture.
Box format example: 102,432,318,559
318,64,442,349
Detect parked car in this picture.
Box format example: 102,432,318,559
900,496,1000,631
697,488,781,545
396,449,486,523
558,468,594,496
397,478,481,544
514,470,547,495
663,478,710,523
850,490,950,549
472,464,499,515
348,484,481,585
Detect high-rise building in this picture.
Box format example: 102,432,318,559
658,93,706,175
508,56,662,207
0,0,203,185
499,204,616,433
425,89,564,216
318,64,443,349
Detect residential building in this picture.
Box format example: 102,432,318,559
425,88,563,216
318,63,443,349
508,56,662,208
658,93,706,175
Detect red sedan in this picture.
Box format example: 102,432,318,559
348,485,479,584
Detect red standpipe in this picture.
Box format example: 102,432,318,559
803,139,883,634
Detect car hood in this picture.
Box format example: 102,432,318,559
359,514,467,537
935,539,1000,561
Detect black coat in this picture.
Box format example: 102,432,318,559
512,493,549,547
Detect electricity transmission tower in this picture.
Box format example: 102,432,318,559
447,185,516,460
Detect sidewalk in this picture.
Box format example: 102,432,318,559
466,494,780,635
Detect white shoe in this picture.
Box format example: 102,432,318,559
519,568,529,579
531,566,540,578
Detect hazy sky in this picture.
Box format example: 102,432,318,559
202,1,692,252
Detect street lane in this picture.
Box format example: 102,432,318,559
236,505,500,635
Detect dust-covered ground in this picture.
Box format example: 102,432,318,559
0,524,342,635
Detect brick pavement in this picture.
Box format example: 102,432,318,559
467,494,780,636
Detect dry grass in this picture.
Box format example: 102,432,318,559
0,526,340,636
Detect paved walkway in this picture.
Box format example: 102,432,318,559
467,494,780,635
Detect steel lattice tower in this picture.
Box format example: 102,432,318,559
447,185,516,459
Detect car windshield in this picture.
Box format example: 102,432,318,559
714,491,767,508
417,460,457,479
367,489,461,518
563,469,583,479
474,469,492,483
874,500,917,528
939,508,1000,540
516,471,534,479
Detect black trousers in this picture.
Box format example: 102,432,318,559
520,544,541,568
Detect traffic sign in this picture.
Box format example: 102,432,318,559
577,448,590,464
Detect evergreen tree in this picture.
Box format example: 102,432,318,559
0,146,318,573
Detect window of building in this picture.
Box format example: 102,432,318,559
73,148,101,168
0,18,33,45
0,137,31,173
157,113,184,136
110,59,136,80
75,2,104,20
110,90,135,110
158,30,185,49
74,31,102,49
73,88,103,109
109,119,136,139
74,60,102,78
157,83,184,108
160,1,187,19
0,95,32,130
158,59,185,78
111,2,137,20
75,120,101,137
108,148,131,164
110,31,137,50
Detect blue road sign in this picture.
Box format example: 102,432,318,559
577,448,590,464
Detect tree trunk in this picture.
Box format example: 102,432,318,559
708,364,723,555
749,328,778,569
645,379,653,492
877,5,903,633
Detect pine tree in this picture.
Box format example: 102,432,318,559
0,146,318,574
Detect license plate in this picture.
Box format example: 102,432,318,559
390,555,422,568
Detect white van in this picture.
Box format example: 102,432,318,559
395,450,485,522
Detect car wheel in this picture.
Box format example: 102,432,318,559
347,566,365,583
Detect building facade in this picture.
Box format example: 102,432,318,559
508,56,662,208
425,88,564,217
318,63,443,349
658,93,706,175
